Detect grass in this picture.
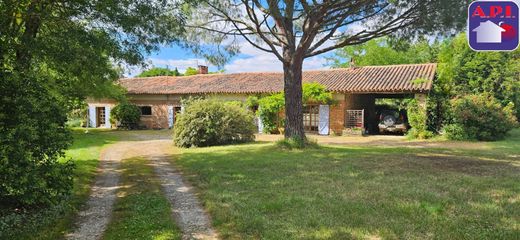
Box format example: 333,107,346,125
103,157,181,240
1,129,120,240
172,129,520,239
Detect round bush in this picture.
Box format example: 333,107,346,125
450,95,517,141
173,99,256,147
110,102,141,129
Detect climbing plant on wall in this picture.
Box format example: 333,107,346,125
258,83,334,134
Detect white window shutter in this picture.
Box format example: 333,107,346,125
168,106,174,128
88,106,96,128
257,107,263,134
318,105,330,135
105,106,111,129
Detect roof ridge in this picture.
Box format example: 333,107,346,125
121,63,437,80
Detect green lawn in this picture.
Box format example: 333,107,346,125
103,157,181,240
2,129,120,240
173,129,520,239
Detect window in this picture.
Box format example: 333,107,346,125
140,106,152,116
96,107,106,127
303,105,319,132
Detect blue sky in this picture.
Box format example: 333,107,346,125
128,41,334,77
132,0,517,77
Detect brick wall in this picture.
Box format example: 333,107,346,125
139,105,169,129
131,99,180,129
330,99,346,135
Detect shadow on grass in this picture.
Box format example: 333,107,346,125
68,128,174,151
172,143,520,239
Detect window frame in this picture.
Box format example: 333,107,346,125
140,106,152,116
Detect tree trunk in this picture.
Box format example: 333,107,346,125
282,53,306,140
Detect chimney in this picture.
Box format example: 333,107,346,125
198,65,208,74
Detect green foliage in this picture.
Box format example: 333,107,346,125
137,67,182,77
328,37,440,68
407,99,434,139
1,0,184,209
173,99,256,147
245,96,260,109
0,73,74,207
442,124,468,141
258,93,285,134
302,82,334,104
258,83,333,134
449,95,517,141
110,102,142,129
184,67,199,76
375,98,413,111
430,33,520,131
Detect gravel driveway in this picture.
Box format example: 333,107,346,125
66,131,217,240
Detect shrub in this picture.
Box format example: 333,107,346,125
1,74,73,207
173,99,256,147
449,95,517,141
258,93,285,134
407,99,434,139
442,124,469,141
110,102,141,129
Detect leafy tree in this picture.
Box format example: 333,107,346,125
328,37,440,67
1,0,184,207
430,33,520,131
183,0,468,141
137,67,182,77
1,72,73,206
184,67,199,76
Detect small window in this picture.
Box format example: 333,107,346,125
140,106,152,116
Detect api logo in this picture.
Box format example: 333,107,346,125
469,0,519,51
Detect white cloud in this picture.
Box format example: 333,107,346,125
223,41,329,73
223,52,328,73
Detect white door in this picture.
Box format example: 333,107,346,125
168,106,174,128
104,106,111,129
88,105,96,128
318,105,330,135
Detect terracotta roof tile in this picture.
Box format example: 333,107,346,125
119,63,436,95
